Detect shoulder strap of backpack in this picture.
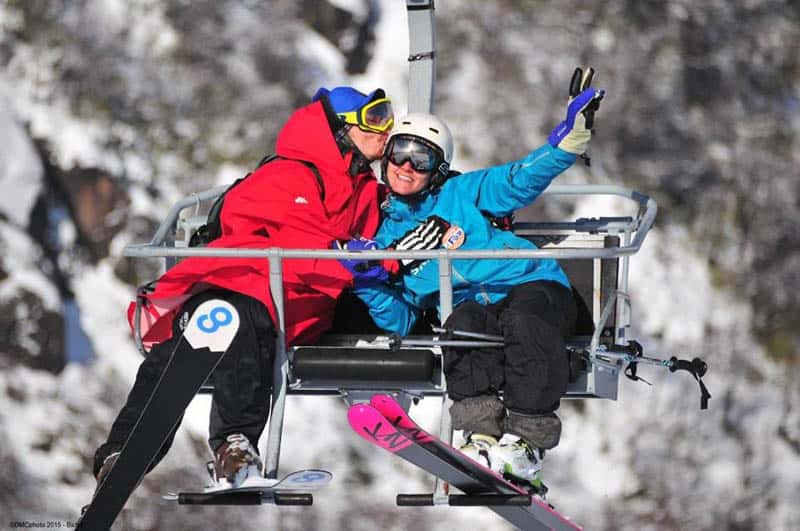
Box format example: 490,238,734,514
188,154,325,247
261,154,325,202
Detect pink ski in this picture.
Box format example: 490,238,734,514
348,396,582,530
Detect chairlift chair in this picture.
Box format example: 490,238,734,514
122,2,708,529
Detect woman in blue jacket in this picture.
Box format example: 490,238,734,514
341,69,604,490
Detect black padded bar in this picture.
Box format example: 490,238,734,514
274,492,313,506
397,494,435,506
178,491,264,505
176,490,313,506
397,494,532,506
201,339,592,395
448,494,532,507
292,348,437,382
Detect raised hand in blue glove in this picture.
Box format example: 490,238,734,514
333,237,390,287
548,67,605,156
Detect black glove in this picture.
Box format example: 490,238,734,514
393,215,450,272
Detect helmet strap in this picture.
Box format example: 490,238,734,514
428,161,450,190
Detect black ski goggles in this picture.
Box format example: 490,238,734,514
385,136,442,173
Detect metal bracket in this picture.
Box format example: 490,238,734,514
409,51,435,61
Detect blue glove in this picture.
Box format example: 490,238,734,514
548,67,605,156
333,238,389,287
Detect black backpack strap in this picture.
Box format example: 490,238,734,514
279,157,325,203
255,153,280,167
258,154,325,202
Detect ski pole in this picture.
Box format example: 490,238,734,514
431,326,504,342
608,340,711,410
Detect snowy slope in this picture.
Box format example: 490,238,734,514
0,1,798,530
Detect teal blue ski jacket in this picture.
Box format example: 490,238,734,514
355,144,576,336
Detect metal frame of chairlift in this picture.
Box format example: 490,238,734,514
123,2,664,529
126,183,656,466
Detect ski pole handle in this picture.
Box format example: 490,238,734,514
669,356,711,409
669,356,708,378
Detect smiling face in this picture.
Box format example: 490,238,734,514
382,135,443,196
385,158,433,196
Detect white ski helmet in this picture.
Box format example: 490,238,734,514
383,113,455,193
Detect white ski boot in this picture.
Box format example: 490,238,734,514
459,433,499,469
492,433,545,493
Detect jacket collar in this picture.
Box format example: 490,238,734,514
383,190,438,220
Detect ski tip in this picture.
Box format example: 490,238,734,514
347,403,414,453
162,492,179,502
371,393,392,402
369,394,394,408
346,403,371,426
347,404,381,434
369,394,408,421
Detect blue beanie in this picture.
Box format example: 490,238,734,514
312,86,384,113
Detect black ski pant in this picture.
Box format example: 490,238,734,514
442,281,577,415
94,289,275,477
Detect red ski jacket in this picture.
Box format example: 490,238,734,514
129,100,384,348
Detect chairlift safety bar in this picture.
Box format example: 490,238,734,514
126,184,657,262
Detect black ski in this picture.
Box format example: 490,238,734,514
77,299,242,530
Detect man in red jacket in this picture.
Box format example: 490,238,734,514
93,87,394,488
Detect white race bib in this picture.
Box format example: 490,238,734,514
184,300,240,352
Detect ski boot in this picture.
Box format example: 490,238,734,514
459,433,499,469
493,434,548,496
79,451,122,517
213,433,263,488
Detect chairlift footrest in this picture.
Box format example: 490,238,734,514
396,493,532,507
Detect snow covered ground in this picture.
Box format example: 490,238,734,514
0,1,798,530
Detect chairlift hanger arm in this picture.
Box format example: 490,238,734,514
406,0,436,113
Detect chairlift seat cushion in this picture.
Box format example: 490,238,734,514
291,347,437,382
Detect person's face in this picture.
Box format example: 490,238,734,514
347,126,390,161
385,159,433,196
383,136,441,196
